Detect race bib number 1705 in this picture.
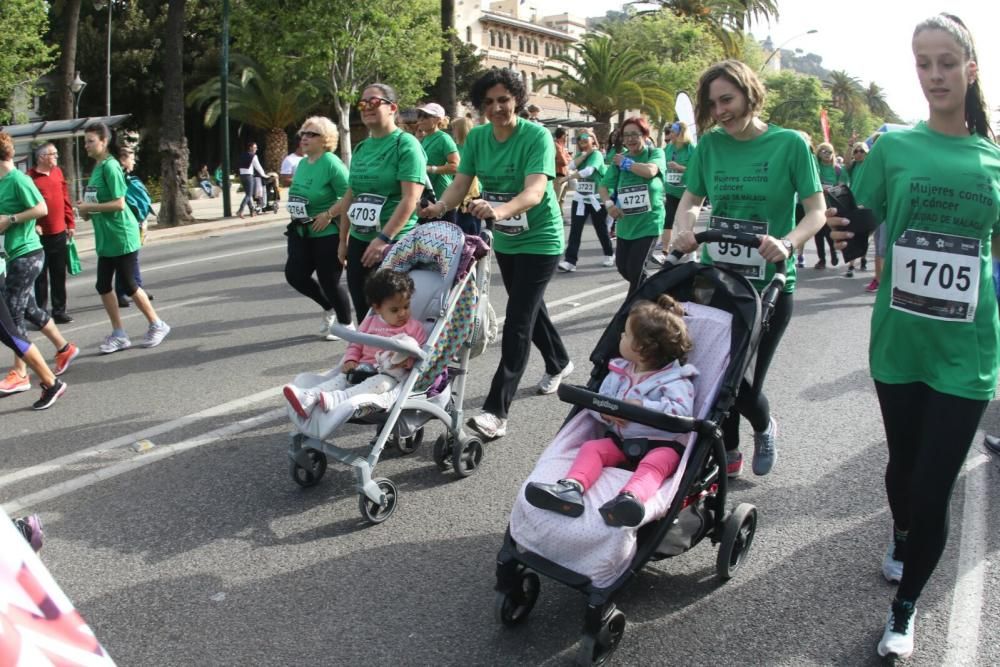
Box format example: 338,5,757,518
890,229,980,321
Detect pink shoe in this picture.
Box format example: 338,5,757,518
318,390,348,412
283,385,318,418
865,279,879,293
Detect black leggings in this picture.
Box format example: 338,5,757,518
345,235,376,320
664,194,681,230
0,278,30,358
813,224,839,264
96,252,139,296
285,232,352,324
722,289,793,451
565,202,613,265
615,235,658,296
874,380,987,602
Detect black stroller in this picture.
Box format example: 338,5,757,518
494,230,786,665
253,172,280,214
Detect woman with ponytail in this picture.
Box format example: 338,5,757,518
829,13,999,660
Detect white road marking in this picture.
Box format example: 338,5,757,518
944,452,990,665
55,295,220,334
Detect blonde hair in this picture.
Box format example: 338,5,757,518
300,116,339,152
451,116,474,146
816,141,834,155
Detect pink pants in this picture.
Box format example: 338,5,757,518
565,437,681,503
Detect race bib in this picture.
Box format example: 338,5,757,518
286,195,309,220
618,184,650,215
705,216,769,281
890,230,981,322
83,186,99,204
666,171,683,185
482,192,528,236
348,193,386,232
575,181,596,196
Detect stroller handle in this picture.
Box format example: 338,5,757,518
557,384,699,434
665,229,787,277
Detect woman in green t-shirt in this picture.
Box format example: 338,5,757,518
813,141,848,270
558,131,613,272
77,123,170,354
829,15,999,660
419,68,573,440
662,121,695,251
416,102,460,225
673,60,826,479
336,83,428,319
285,115,353,340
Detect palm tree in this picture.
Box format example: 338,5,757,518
186,55,323,172
535,35,673,146
863,82,901,122
824,70,864,115
647,0,779,56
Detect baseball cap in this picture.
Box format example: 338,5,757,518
416,103,446,117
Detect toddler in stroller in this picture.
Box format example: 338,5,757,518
283,269,428,418
524,294,697,527
253,172,280,214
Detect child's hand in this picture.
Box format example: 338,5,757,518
341,360,358,373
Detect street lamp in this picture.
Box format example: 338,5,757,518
93,0,112,115
761,29,818,73
69,72,87,201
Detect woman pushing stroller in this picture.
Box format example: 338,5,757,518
524,294,697,528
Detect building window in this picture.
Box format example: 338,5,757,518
522,70,528,85
534,40,539,55
467,26,472,43
490,30,495,47
531,72,537,90
518,36,524,52
544,43,550,57
505,33,511,50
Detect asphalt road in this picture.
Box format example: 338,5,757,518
2,223,998,666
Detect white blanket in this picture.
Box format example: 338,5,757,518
286,370,403,441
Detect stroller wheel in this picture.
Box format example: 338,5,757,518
494,570,540,627
432,433,453,470
289,449,327,487
358,478,398,525
452,435,484,478
394,427,424,455
716,503,758,580
576,608,626,666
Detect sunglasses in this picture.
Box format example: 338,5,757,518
622,132,643,139
853,149,865,155
357,97,393,111
298,130,321,138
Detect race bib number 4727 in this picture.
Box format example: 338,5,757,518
890,229,981,322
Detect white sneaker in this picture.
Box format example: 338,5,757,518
557,260,576,273
882,535,904,584
99,334,132,355
877,599,916,659
318,389,348,411
283,385,319,419
537,360,574,395
601,255,616,267
321,310,337,336
326,321,356,342
467,412,508,439
140,321,171,348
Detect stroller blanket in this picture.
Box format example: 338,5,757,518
286,370,406,440
509,302,733,588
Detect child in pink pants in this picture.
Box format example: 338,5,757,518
525,294,697,527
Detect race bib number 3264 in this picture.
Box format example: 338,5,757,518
890,229,981,321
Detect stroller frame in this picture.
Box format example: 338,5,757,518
495,230,786,665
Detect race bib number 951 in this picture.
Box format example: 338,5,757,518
83,187,99,204
705,216,768,280
890,230,980,321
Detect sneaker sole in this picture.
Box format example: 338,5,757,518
141,327,171,349
33,382,66,410
466,417,505,440
599,502,644,527
537,361,574,395
524,485,584,517
283,386,310,419
54,346,80,376
0,384,31,395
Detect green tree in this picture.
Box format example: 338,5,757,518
824,70,864,115
186,54,323,172
536,35,673,146
0,0,57,123
159,0,192,226
863,82,901,123
425,37,487,108
763,70,828,137
644,0,778,56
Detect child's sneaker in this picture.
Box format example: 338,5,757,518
726,450,743,478
318,390,349,412
283,385,319,418
599,492,645,527
877,598,916,659
14,515,44,552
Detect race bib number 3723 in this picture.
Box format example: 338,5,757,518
890,229,981,322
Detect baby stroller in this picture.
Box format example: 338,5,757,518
495,229,786,665
253,172,280,214
286,222,493,524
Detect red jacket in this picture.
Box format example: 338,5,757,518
28,166,75,236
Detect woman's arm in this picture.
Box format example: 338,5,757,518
627,162,660,179
428,151,460,176
420,173,473,218
668,190,706,252
467,173,546,221
0,201,48,233
361,180,423,267
78,197,125,215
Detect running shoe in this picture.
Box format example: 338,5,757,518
14,515,44,552
326,321,356,342
846,266,855,278
467,412,508,440
557,260,577,273
831,254,840,267
537,361,574,395
751,417,777,476
877,598,916,659
602,255,616,267
813,260,826,269
0,369,30,394
33,379,66,410
864,279,879,293
882,534,904,584
117,296,130,308
796,255,805,269
317,389,348,411
321,310,337,335
725,450,744,478
141,321,171,348
283,385,319,419
54,343,79,376
99,334,132,355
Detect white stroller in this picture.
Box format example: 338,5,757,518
286,222,494,524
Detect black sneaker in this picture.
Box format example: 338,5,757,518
33,379,67,410
599,492,645,527
117,296,130,308
524,480,584,517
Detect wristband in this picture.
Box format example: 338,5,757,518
376,232,393,244
620,157,634,172
604,200,615,210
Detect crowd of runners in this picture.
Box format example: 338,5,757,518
1,11,997,662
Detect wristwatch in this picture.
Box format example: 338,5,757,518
780,238,795,256
7,214,15,226
376,232,393,244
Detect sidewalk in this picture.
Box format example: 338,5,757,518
72,186,291,256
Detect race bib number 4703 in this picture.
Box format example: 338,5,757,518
890,229,981,321
347,193,386,231
705,216,768,280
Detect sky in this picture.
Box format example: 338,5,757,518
534,0,1000,125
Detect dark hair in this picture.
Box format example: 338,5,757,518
0,132,14,161
627,295,693,366
469,68,529,113
695,60,766,132
85,122,118,154
364,269,415,308
621,116,651,138
914,14,993,139
364,82,398,104
554,127,567,139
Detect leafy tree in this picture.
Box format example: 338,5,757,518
643,0,778,56
425,37,487,109
0,0,57,123
536,35,673,146
824,69,864,115
863,82,901,123
763,70,828,137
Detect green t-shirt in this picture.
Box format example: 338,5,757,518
87,156,140,257
458,117,564,255
347,129,426,243
852,122,1000,401
685,124,821,293
818,161,849,187
421,129,459,200
570,150,606,204
287,151,349,239
0,169,43,261
600,146,667,240
663,143,695,199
